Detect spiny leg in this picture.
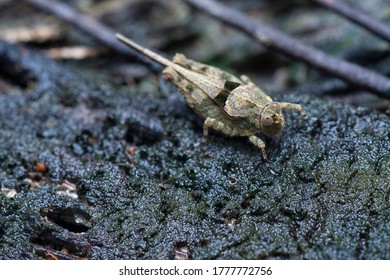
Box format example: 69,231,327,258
249,135,267,160
203,117,236,143
279,102,307,119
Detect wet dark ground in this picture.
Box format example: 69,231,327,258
0,39,389,259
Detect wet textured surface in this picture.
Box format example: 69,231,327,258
0,40,389,259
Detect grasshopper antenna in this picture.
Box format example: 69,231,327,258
116,33,172,68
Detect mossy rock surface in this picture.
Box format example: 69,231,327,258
0,40,389,260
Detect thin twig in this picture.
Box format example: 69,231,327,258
184,0,390,99
23,0,161,71
312,0,390,43
33,244,84,260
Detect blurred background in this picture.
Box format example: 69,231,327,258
0,0,389,110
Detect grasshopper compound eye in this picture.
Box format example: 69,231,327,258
261,114,273,126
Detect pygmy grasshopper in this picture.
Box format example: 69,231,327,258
116,34,307,160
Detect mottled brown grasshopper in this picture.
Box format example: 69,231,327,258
116,33,307,160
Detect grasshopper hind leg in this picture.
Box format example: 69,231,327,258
173,53,242,83
203,118,268,161
202,117,238,142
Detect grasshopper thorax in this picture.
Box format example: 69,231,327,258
257,102,285,137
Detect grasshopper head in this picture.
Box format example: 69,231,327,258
256,102,285,137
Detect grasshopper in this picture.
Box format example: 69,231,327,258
116,33,307,160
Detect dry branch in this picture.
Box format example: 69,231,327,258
312,0,390,43
184,0,390,99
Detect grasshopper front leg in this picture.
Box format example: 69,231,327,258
249,135,267,160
